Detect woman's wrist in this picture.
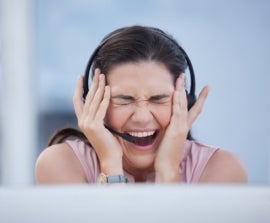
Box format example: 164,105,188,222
155,163,181,183
100,159,124,175
155,170,180,183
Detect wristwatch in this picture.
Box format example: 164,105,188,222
96,173,128,184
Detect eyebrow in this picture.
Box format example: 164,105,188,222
149,94,171,100
111,94,170,100
111,94,135,100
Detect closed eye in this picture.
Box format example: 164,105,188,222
110,94,171,106
111,100,134,106
149,94,171,104
111,94,135,106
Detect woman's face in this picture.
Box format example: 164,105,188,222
106,61,175,173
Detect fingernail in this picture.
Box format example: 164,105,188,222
94,68,101,75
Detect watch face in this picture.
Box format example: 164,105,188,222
96,173,107,184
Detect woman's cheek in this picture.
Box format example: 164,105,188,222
153,106,172,128
104,107,127,128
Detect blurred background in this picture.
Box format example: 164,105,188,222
0,0,269,186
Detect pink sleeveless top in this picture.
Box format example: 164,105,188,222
65,139,218,183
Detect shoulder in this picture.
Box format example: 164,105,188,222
185,140,217,157
35,142,88,184
181,140,219,182
199,149,248,183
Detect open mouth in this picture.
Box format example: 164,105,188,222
127,131,158,146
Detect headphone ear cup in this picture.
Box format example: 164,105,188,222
187,94,196,110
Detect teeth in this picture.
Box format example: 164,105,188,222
128,131,155,137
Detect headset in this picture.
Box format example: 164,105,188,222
82,27,197,143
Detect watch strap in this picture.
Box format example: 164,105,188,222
107,175,128,183
97,173,128,184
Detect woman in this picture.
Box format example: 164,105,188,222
35,25,247,184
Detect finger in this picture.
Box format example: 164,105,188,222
83,69,100,111
174,74,187,113
187,85,210,127
178,74,188,110
85,73,106,121
95,85,110,121
175,73,185,92
73,75,84,118
171,74,188,126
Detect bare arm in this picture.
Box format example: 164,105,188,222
199,150,248,183
35,143,88,184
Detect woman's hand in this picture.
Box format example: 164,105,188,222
155,74,209,183
73,69,124,175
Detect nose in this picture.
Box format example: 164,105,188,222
130,101,154,124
